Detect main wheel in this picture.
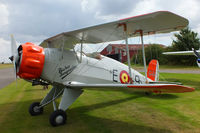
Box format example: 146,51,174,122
29,102,43,116
49,110,67,127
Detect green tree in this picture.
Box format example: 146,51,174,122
132,44,167,65
168,27,200,65
172,27,200,50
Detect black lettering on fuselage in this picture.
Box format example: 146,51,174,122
135,75,141,84
113,69,118,82
58,65,76,79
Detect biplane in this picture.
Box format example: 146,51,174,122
163,49,200,67
9,11,195,126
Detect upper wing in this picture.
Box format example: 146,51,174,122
40,11,188,49
65,83,194,93
163,50,200,56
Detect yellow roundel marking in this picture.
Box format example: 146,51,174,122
120,70,130,84
121,73,128,82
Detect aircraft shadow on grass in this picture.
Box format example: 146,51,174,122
0,97,172,133
66,95,173,133
24,88,45,92
146,93,178,99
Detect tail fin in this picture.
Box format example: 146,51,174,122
147,59,159,81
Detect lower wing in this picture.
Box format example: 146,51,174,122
65,83,194,93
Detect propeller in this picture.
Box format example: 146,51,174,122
9,35,21,80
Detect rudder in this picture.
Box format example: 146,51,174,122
147,59,159,81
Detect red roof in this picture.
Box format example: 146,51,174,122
100,44,165,63
109,44,149,51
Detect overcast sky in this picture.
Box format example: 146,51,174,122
0,0,200,62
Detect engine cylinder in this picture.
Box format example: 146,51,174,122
17,42,45,79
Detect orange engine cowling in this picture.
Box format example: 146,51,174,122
17,42,45,80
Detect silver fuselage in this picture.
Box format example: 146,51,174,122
41,48,151,86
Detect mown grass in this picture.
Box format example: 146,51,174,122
0,73,200,133
0,64,13,69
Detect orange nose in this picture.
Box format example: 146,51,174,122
17,42,45,79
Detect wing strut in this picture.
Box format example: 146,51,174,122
135,30,148,83
140,30,148,83
80,40,83,62
79,33,85,63
119,23,133,83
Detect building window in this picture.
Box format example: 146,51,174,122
115,47,118,54
123,50,126,56
107,45,112,54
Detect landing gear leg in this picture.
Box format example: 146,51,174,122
49,88,83,127
29,87,63,117
29,87,83,127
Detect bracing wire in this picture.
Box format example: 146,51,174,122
76,27,121,75
135,37,140,65
152,33,167,81
95,28,119,53
148,34,152,60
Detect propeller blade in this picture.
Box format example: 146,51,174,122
10,34,17,56
9,35,18,80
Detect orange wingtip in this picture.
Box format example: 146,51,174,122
127,85,195,93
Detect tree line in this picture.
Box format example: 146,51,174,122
132,27,200,66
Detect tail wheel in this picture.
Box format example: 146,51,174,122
29,102,43,116
49,109,67,127
145,92,152,96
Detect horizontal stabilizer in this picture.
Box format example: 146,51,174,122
149,81,182,85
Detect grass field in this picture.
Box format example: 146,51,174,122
0,64,12,69
0,73,200,133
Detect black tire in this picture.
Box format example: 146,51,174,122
29,102,43,116
49,110,67,127
145,92,152,96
